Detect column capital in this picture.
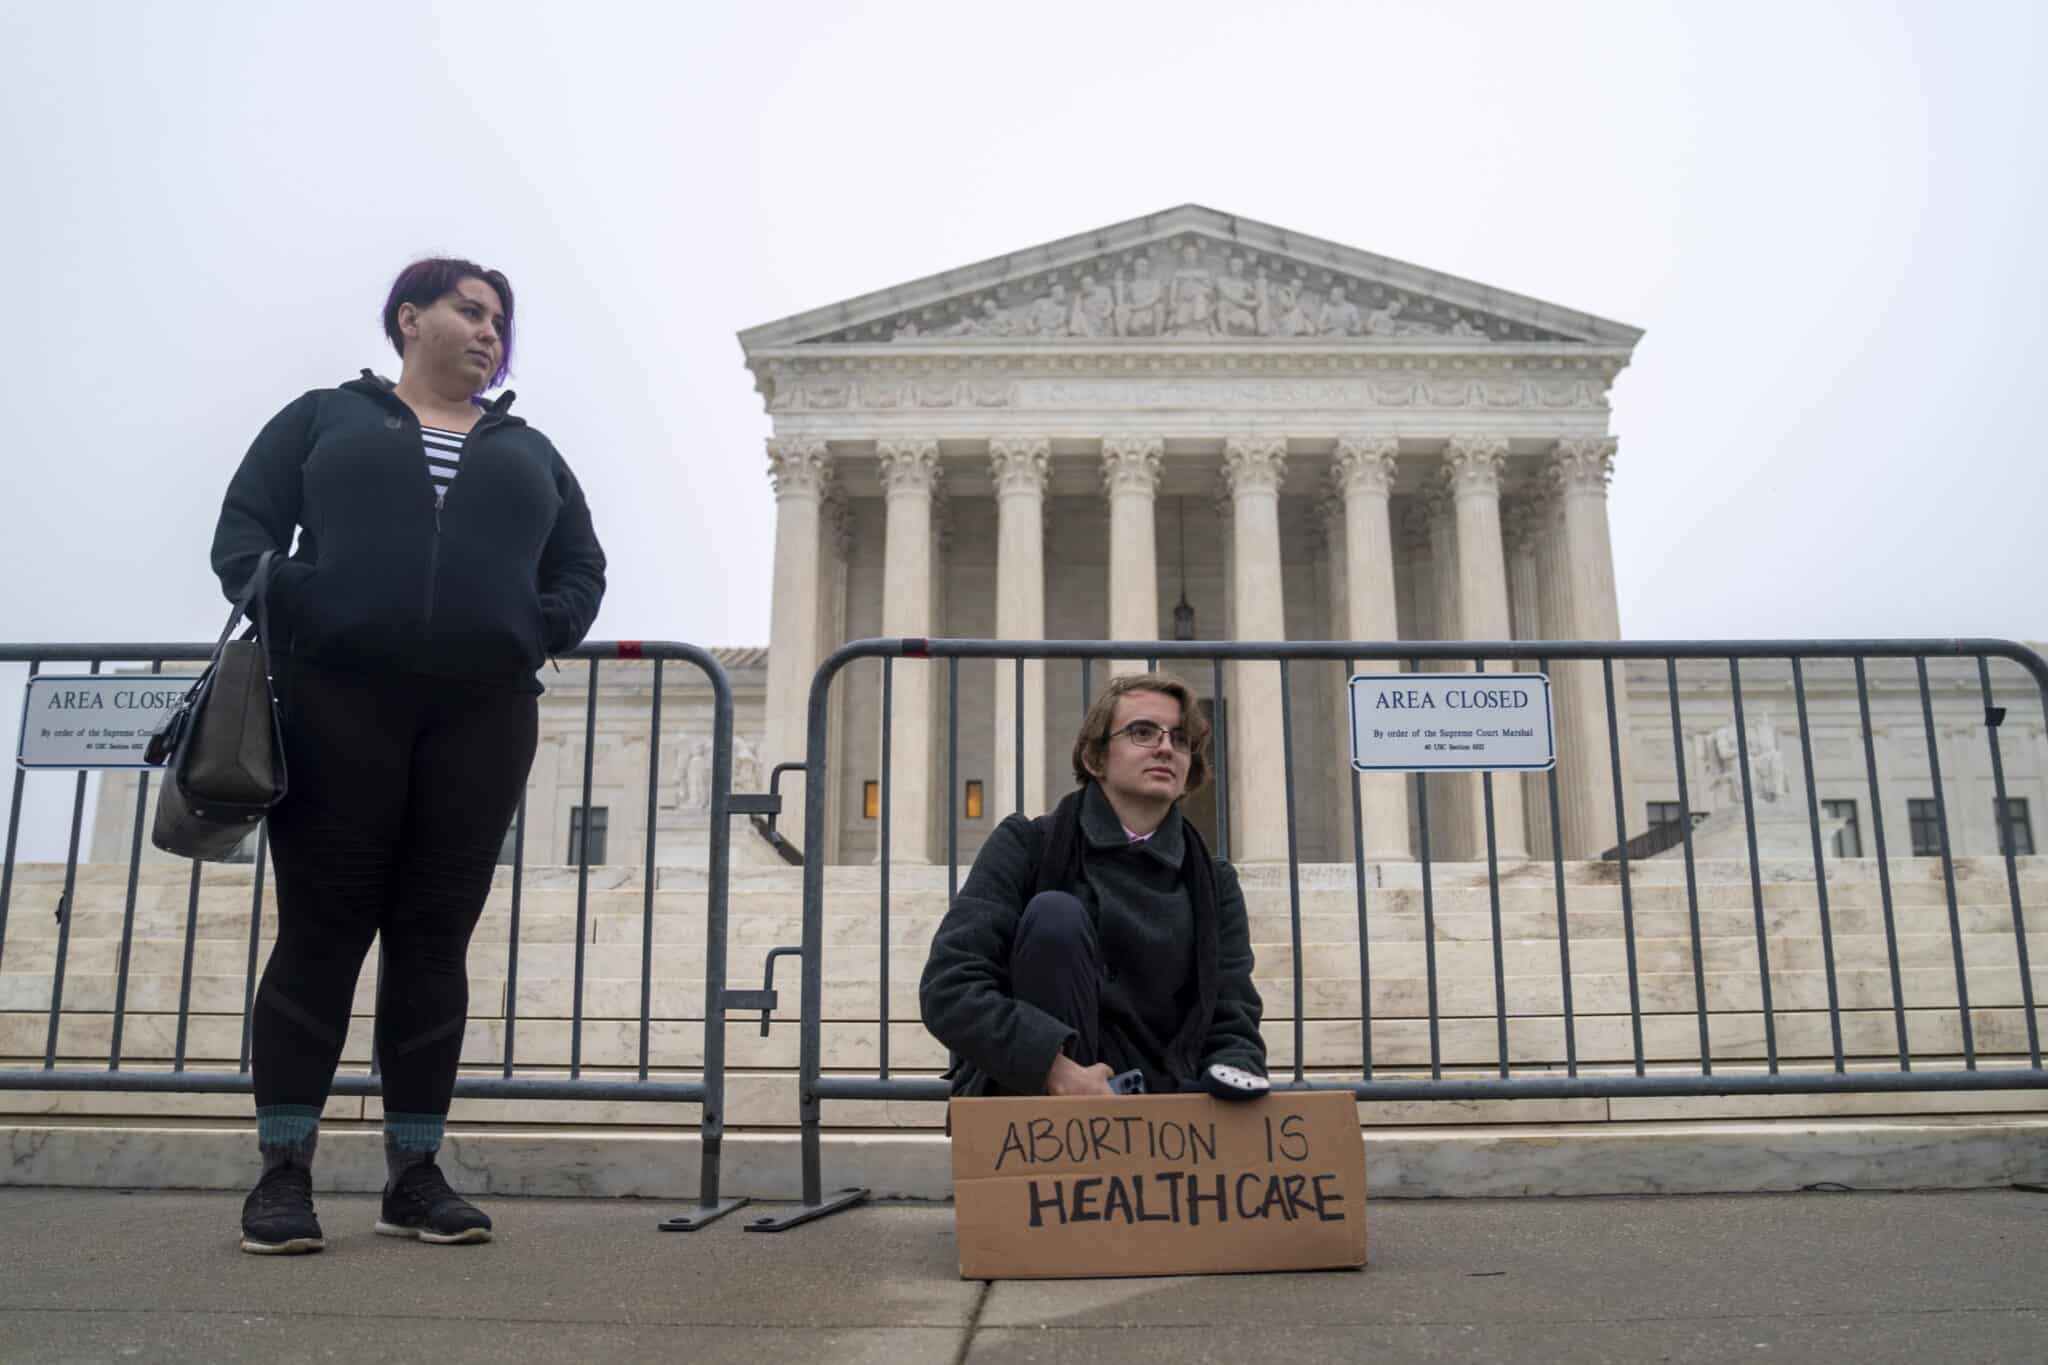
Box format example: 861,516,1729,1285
1222,435,1288,497
766,437,831,498
1444,435,1509,497
1101,437,1163,496
1551,436,1618,494
1306,491,1343,553
989,438,1051,497
1420,480,1457,529
1334,435,1399,497
877,438,939,496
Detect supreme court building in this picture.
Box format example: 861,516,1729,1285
749,204,1644,867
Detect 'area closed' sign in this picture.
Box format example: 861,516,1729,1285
1348,672,1555,772
948,1091,1367,1279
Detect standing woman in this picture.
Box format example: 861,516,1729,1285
212,259,605,1254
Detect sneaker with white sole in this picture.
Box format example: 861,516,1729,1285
375,1158,493,1244
240,1163,324,1255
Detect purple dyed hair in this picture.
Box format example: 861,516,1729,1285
381,257,515,390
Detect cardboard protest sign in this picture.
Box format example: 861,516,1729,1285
948,1090,1366,1279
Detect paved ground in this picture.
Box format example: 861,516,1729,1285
2,1186,2045,1363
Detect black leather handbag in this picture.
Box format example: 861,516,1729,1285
145,551,289,860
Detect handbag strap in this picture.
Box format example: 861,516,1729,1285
208,550,279,674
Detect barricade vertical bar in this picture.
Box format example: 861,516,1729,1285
1540,658,1577,1076
502,792,525,1078
638,658,664,1080
947,656,959,906
0,660,38,964
1665,657,1712,1072
1278,660,1305,1085
43,720,93,1069
173,862,202,1070
748,645,869,1231
1477,658,1509,1080
1917,657,1974,1067
1604,660,1646,1074
1854,657,1910,1067
1345,657,1373,1082
878,658,893,1082
1728,658,1779,1072
110,659,162,1069
237,826,267,1073
1978,656,2041,1067
659,642,751,1230
1791,658,1845,1071
1146,654,1158,674
570,658,599,1079
1211,658,1231,861
1416,767,1439,1080
1411,658,1439,1079
1013,657,1025,814
690,645,744,1224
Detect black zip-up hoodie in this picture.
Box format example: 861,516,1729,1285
211,372,606,692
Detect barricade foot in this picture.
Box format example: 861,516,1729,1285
743,1187,870,1232
656,1196,751,1232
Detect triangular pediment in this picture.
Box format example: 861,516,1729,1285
738,205,1641,352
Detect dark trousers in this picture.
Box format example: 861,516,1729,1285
252,659,537,1116
1011,891,1103,1069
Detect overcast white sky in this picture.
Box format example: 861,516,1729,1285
2,0,2043,858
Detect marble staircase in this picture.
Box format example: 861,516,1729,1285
3,854,2045,1199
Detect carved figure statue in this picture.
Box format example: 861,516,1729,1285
733,735,762,796
1071,274,1115,337
1167,243,1216,336
1278,281,1319,337
1026,284,1069,338
681,737,713,812
892,318,920,340
1317,284,1363,337
1114,257,1166,337
1448,313,1492,341
1215,257,1264,336
1699,709,1791,810
1253,267,1279,335
941,298,1009,338
1364,297,1404,336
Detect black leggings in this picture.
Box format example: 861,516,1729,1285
252,659,537,1115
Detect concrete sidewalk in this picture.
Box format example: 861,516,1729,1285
1,1187,2044,1363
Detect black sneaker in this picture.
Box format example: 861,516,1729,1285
375,1158,493,1244
240,1163,324,1255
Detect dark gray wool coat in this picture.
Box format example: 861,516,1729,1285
918,781,1266,1096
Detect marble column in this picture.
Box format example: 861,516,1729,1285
1313,491,1350,863
1103,438,1163,673
1446,436,1528,860
1424,478,1471,858
1504,495,1554,857
878,438,938,863
1550,436,1630,858
990,438,1049,823
1223,436,1290,862
1335,436,1412,860
763,438,830,858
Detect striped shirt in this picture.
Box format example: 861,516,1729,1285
421,424,468,499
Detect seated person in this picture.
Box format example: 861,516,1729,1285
919,672,1266,1097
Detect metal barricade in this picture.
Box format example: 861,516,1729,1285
0,640,748,1230
750,637,2048,1231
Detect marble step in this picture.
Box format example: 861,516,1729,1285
5,1113,2048,1201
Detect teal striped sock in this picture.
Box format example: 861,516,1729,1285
384,1112,446,1183
256,1104,320,1172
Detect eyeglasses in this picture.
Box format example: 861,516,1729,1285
1107,719,1192,754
